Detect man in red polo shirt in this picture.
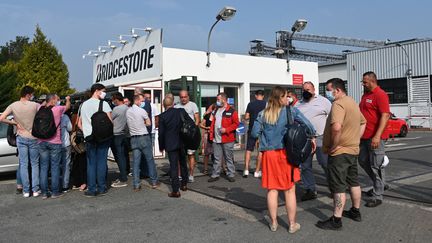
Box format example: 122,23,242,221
359,71,390,208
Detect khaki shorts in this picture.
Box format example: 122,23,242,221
327,153,360,193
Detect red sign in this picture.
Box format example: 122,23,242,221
292,74,304,86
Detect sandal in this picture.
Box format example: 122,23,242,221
79,184,87,191
203,169,208,175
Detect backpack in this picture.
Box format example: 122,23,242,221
7,124,17,147
284,106,313,166
89,100,113,143
179,109,201,150
32,106,58,139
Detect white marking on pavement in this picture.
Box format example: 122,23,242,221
385,143,407,147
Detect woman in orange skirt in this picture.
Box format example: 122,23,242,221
251,86,316,234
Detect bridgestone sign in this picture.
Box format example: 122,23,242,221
93,29,163,86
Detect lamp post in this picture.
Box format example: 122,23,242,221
286,19,307,72
206,6,237,68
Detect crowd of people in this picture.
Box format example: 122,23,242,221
0,71,390,233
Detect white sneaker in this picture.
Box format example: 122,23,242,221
188,175,194,183
254,171,262,178
23,192,30,198
33,191,41,197
243,170,249,178
128,172,133,177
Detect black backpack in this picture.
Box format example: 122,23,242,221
284,106,313,166
7,124,17,147
179,109,201,150
32,106,58,139
90,100,113,143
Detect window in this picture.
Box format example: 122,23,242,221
378,78,407,104
0,123,8,139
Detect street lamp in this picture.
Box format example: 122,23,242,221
286,19,308,72
396,43,412,78
206,6,237,67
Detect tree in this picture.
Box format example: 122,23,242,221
0,62,20,111
0,36,30,65
17,25,75,97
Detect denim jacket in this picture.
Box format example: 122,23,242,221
251,106,316,152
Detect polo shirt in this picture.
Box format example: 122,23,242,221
360,86,390,140
297,94,331,136
126,104,150,136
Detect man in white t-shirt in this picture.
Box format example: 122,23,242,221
174,90,200,183
0,86,40,198
78,83,112,197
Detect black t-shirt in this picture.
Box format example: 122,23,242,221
203,113,212,143
246,100,267,130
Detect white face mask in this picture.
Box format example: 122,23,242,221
288,97,294,104
99,91,106,100
56,101,61,106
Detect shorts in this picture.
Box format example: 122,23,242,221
204,140,214,156
327,153,360,193
186,149,196,155
246,132,258,151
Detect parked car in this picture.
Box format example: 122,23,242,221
386,113,408,137
0,116,19,173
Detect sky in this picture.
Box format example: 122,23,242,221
1,0,431,91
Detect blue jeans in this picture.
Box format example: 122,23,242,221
300,146,328,191
39,141,62,196
86,140,110,194
16,136,40,193
112,135,129,182
60,146,72,189
16,162,22,187
131,135,158,188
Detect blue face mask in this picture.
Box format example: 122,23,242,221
216,101,222,107
325,91,335,102
139,101,146,108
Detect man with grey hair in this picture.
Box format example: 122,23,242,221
297,81,332,201
208,93,239,182
38,93,71,199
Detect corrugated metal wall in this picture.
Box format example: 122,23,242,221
347,40,432,102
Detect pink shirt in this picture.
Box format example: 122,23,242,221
38,106,66,145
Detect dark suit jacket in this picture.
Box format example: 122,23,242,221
158,107,184,152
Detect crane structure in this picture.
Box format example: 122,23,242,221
249,30,390,63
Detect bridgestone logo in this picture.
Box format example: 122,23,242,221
96,45,155,83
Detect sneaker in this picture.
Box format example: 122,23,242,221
342,207,362,222
128,172,133,177
51,193,64,199
269,222,278,232
316,216,342,231
62,188,70,193
33,191,41,197
16,188,23,195
289,223,301,234
133,186,142,192
243,170,249,178
72,185,79,190
84,191,97,197
111,180,128,188
227,177,235,183
208,177,219,182
23,192,30,198
151,182,160,189
188,176,194,183
42,194,49,200
301,190,318,201
254,171,262,178
365,199,382,208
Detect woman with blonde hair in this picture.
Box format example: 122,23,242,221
251,86,316,233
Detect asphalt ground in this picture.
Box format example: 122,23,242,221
1,131,431,242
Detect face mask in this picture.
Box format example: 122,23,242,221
30,95,35,101
325,91,335,102
302,90,313,101
288,97,294,104
216,101,222,107
139,101,146,108
99,91,106,100
56,101,61,106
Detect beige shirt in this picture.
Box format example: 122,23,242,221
323,96,366,156
4,100,40,139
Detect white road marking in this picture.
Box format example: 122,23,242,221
385,143,407,147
